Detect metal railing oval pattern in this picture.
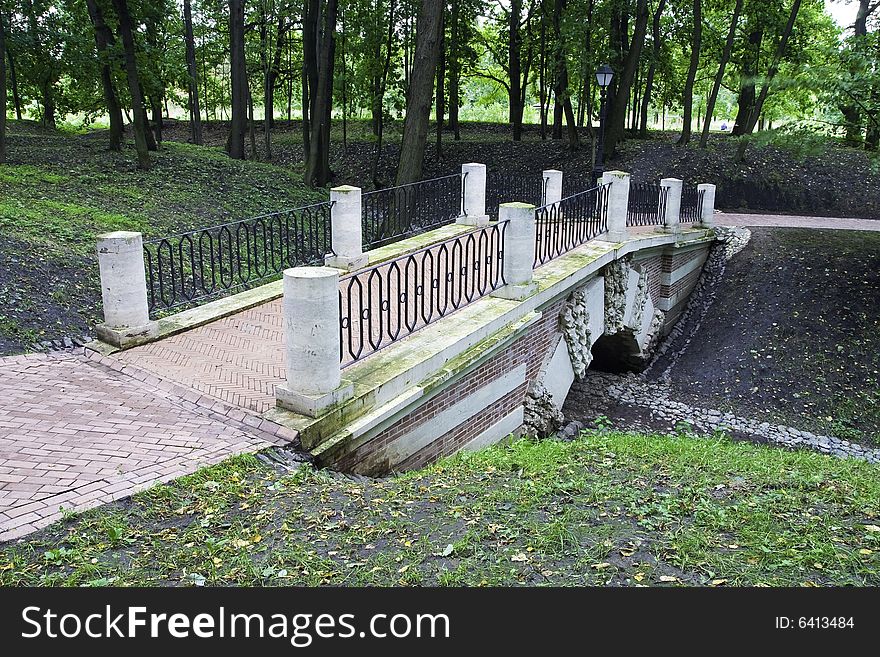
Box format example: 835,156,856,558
361,173,465,249
533,183,610,268
143,201,333,315
626,182,669,226
339,221,508,367
680,184,706,223
486,172,548,216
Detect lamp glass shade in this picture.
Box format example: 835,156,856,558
595,65,613,88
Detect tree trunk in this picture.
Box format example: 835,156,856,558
449,0,461,140
183,0,203,145
85,0,124,151
605,0,649,158
435,11,446,160
112,0,151,169
743,0,802,134
371,0,398,184
510,0,524,141
552,0,579,148
0,10,6,164
304,0,338,187
23,0,56,129
226,0,248,159
676,0,701,145
396,0,444,185
699,0,742,148
732,27,762,135
639,0,665,136
1,14,21,121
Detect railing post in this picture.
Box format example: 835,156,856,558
275,266,353,417
459,163,489,226
491,203,537,301
95,231,157,348
325,185,368,271
660,177,683,233
543,169,563,206
601,170,631,242
697,183,716,228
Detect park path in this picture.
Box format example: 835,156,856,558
0,349,295,541
718,213,880,231
1,213,876,542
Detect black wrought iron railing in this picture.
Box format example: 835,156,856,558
486,172,548,216
627,182,669,227
680,184,706,223
362,173,464,250
534,184,610,268
144,201,333,315
340,221,508,367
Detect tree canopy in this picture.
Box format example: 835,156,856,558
0,0,877,180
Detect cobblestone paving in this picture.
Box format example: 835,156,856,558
0,349,295,541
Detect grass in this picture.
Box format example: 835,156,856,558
2,429,878,587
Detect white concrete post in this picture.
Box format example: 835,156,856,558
491,203,537,301
697,183,717,228
459,163,489,226
543,169,563,206
660,177,683,233
97,232,150,329
602,170,631,242
325,185,368,271
275,266,352,417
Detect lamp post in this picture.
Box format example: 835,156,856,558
592,64,614,185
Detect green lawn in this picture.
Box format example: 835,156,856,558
2,430,878,587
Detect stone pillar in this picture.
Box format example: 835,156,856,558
275,266,353,417
95,231,157,348
660,177,683,233
325,185,368,270
698,183,717,228
602,170,631,242
459,163,489,226
491,203,537,300
543,169,563,206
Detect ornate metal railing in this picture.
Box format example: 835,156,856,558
144,201,333,314
486,172,547,216
627,182,668,227
340,222,507,367
362,173,464,249
534,184,610,267
680,184,705,223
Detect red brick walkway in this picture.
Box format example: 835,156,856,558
0,349,295,541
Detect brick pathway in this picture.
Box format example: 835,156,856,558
0,349,295,541
718,213,880,231
119,300,285,414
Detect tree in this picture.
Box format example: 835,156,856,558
551,0,579,147
226,0,247,159
303,0,338,187
700,0,743,148
0,5,6,164
112,0,151,169
639,0,666,137
183,0,203,145
85,0,124,152
396,0,444,185
605,0,649,158
677,0,702,145
742,0,803,134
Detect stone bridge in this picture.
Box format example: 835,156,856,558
91,167,718,476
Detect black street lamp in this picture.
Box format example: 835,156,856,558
592,64,614,185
